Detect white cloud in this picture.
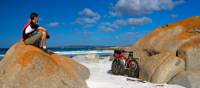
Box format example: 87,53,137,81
48,22,60,27
99,17,152,31
79,8,99,17
75,8,100,27
111,0,185,16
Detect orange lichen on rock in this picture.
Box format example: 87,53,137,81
177,31,193,40
133,16,200,51
180,37,200,50
177,16,200,29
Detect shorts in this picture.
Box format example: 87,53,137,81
24,32,42,46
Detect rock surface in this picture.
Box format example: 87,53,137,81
177,37,200,70
129,16,200,88
169,70,200,88
140,52,185,83
0,41,90,88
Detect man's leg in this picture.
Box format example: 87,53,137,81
40,31,47,49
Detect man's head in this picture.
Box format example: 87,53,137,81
30,12,39,23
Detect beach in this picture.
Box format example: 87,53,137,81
72,54,185,88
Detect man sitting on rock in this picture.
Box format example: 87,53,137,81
22,12,50,51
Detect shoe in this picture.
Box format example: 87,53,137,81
43,48,49,53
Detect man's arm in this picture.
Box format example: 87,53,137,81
37,27,47,32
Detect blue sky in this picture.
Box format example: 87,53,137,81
0,0,199,48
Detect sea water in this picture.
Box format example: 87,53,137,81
0,47,114,60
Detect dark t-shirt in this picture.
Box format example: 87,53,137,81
30,22,39,30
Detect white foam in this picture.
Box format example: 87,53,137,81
54,50,114,55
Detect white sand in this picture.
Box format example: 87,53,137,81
72,55,185,88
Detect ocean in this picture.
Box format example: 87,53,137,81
0,47,114,60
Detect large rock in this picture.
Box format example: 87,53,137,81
129,16,200,88
0,41,90,88
132,16,200,64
